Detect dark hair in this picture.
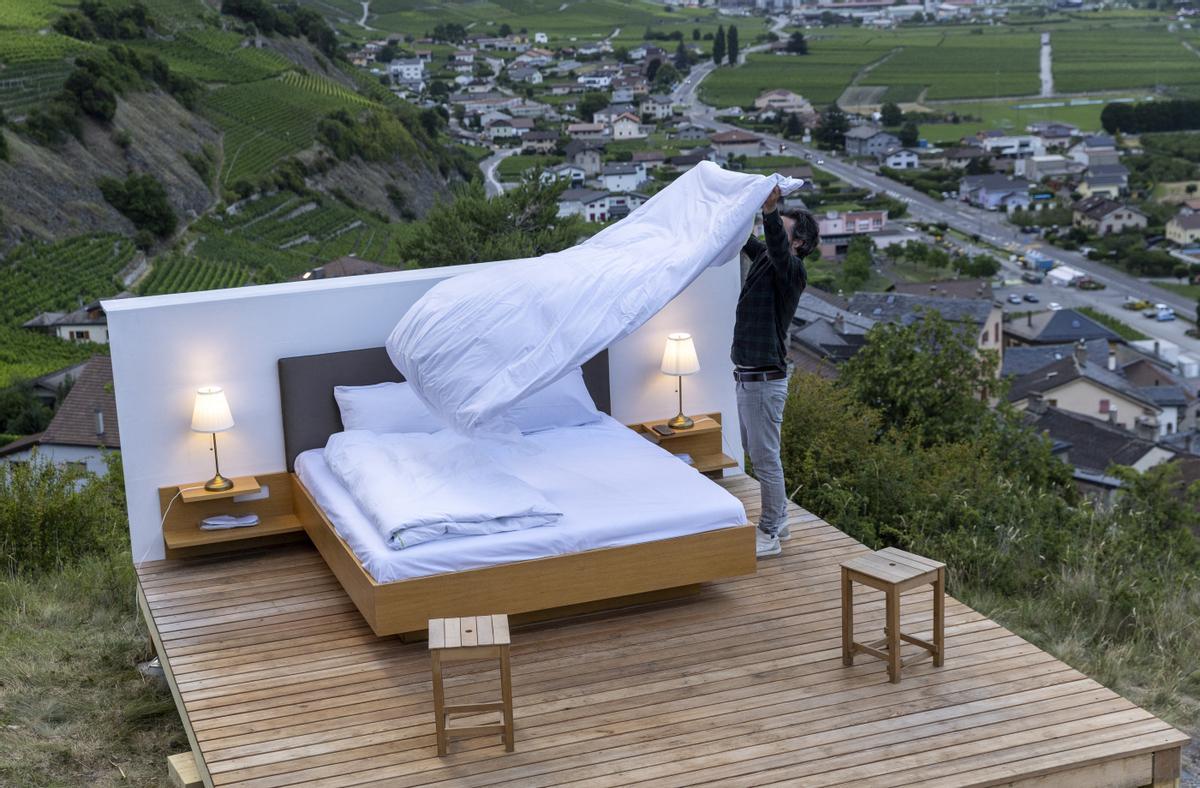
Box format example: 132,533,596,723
781,207,819,257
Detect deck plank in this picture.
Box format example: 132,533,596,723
136,475,1188,787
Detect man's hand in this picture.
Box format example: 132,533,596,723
762,185,781,214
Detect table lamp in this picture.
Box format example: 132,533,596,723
661,332,700,429
191,386,235,492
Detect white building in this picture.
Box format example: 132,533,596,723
388,58,424,81
534,32,548,44
541,163,587,187
600,162,647,192
611,113,647,141
981,135,1045,159
879,148,919,169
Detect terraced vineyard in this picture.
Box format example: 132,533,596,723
204,75,382,184
0,234,134,386
130,30,291,85
138,256,254,295
0,235,134,327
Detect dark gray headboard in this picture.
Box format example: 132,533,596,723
278,347,611,471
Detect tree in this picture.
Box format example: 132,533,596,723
785,111,803,138
398,179,585,266
498,23,511,36
646,57,661,82
692,28,700,41
840,235,873,291
898,120,919,147
785,31,807,54
673,40,690,73
97,173,177,237
712,25,725,66
1174,263,1190,283
578,91,609,122
840,310,1001,446
813,104,849,149
726,25,739,65
880,101,903,127
653,62,680,92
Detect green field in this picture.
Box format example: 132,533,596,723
915,97,1134,143
701,46,892,108
1053,29,1200,94
129,30,292,85
860,30,1040,101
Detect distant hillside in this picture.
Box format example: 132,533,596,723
0,0,475,385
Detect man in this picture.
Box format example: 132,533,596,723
733,185,819,558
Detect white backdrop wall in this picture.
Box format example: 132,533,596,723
105,259,743,565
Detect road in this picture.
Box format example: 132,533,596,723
1039,32,1053,97
481,147,518,197
670,48,1200,354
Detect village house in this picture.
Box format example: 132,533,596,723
980,135,1044,159
674,123,710,142
879,148,920,169
958,174,1033,212
611,112,647,141
753,89,813,117
815,210,887,257
565,140,604,176
668,147,715,171
540,162,587,187
22,295,130,344
710,129,763,158
566,122,609,141
1003,308,1121,349
506,66,543,84
485,116,534,140
1008,342,1170,437
556,187,609,221
387,58,424,82
1071,196,1148,237
939,146,990,170
843,126,900,158
1068,134,1120,169
0,355,119,476
1015,155,1086,182
847,292,1002,357
1167,212,1200,246
449,49,476,73
599,162,647,192
638,94,674,121
631,150,666,169
1077,174,1124,200
521,130,559,154
594,103,637,125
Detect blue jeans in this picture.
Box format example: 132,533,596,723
736,377,789,536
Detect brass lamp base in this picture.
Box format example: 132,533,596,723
667,413,694,430
204,473,234,492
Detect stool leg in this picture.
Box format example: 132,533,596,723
841,567,854,666
933,567,945,668
886,587,901,684
499,645,515,752
431,651,447,756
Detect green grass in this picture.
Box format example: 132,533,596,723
129,30,292,85
915,98,1133,143
1151,282,1200,301
861,30,1040,100
1076,306,1151,341
701,47,891,108
497,153,561,180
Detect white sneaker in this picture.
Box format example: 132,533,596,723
778,524,790,540
755,529,781,558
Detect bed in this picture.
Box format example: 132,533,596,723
280,347,756,637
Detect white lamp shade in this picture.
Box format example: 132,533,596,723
661,332,701,376
191,386,234,433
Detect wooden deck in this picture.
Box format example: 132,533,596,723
136,475,1188,788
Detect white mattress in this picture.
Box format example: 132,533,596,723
295,415,748,583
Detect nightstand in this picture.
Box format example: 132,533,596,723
628,412,739,479
158,471,304,559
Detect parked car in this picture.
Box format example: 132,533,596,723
1123,297,1151,311
1076,278,1105,291
1023,293,1039,303
1021,271,1044,284
1020,226,1039,234
1007,293,1023,305
1156,304,1176,322
1049,302,1063,311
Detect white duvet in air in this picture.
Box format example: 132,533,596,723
387,161,805,437
323,430,562,549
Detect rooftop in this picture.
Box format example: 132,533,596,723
847,292,993,328
1027,406,1164,475
1003,308,1120,345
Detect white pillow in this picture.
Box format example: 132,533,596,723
508,367,603,434
334,381,445,433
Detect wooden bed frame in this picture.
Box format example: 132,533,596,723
274,346,756,637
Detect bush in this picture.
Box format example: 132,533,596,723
0,453,127,575
98,173,176,237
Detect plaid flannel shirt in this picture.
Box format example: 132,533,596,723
731,209,808,370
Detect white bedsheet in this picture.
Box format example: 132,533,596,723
387,162,805,438
295,415,748,583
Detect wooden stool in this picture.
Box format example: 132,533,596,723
428,614,515,756
840,547,945,683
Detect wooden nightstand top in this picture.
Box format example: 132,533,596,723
627,413,738,478
630,413,721,444
178,475,261,503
